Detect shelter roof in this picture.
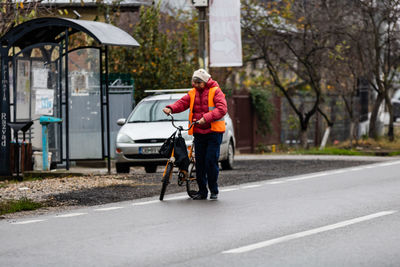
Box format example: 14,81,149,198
0,17,139,49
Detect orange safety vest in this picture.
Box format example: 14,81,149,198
188,87,226,135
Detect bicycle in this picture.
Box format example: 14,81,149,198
159,114,199,201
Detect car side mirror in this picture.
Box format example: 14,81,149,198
117,118,126,126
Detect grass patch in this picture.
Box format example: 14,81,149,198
295,147,368,156
280,135,400,156
338,138,400,151
388,151,400,156
0,198,42,215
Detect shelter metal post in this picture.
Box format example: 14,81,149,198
100,48,105,160
64,29,70,170
105,46,111,174
58,43,64,162
0,48,11,176
12,47,16,122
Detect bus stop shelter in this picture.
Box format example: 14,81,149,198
0,17,139,176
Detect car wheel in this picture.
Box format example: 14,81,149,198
221,140,234,170
144,164,158,173
116,163,130,173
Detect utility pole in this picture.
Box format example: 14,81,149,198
198,6,207,69
192,0,208,70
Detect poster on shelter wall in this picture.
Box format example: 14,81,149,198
32,68,48,89
71,71,89,96
35,89,54,115
17,60,31,104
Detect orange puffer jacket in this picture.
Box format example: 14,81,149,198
167,78,227,134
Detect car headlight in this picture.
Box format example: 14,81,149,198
117,134,135,144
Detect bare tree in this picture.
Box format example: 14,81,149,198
351,0,400,140
321,1,365,146
242,0,345,147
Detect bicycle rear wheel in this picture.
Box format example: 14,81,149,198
186,162,198,198
160,162,173,201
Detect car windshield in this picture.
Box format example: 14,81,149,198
127,99,189,123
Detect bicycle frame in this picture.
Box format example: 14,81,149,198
162,114,196,176
159,114,198,200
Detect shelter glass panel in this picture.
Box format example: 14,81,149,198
63,48,102,159
12,44,62,162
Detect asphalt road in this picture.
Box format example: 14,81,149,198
1,159,400,266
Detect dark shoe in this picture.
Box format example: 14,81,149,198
210,193,218,200
192,194,207,200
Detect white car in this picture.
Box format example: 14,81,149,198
115,92,236,173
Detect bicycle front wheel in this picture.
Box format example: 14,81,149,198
160,162,173,201
186,162,198,198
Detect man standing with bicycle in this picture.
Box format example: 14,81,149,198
163,69,227,200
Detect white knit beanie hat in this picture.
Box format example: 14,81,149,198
192,69,211,83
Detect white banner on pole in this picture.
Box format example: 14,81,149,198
209,0,242,67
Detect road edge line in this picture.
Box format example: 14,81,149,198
222,210,397,254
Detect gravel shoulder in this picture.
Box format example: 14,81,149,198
1,155,394,219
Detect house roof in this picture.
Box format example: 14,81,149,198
0,17,140,49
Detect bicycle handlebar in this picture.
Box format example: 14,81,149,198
168,114,198,131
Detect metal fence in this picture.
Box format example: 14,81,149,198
280,94,360,146
107,85,135,158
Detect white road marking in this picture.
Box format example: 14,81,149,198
94,207,123,211
242,185,262,189
378,161,400,167
286,173,328,182
264,181,286,185
281,161,399,184
222,210,397,254
330,170,347,174
165,195,190,201
364,165,376,169
12,219,46,225
220,188,239,192
132,200,159,206
55,213,87,218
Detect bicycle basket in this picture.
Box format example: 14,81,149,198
159,131,176,157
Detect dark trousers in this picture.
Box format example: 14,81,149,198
194,133,223,196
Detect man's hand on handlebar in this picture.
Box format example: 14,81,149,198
163,107,172,115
